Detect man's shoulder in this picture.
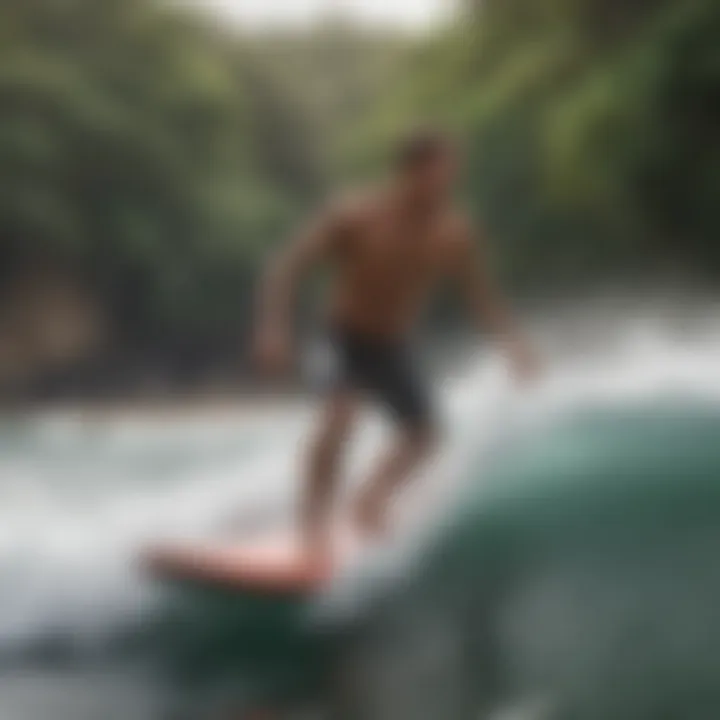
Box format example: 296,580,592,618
439,205,474,247
326,186,381,228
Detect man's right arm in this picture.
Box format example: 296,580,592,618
254,203,349,373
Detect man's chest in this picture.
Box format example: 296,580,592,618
350,223,448,285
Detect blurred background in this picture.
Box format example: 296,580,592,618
1,0,720,719
1,0,717,402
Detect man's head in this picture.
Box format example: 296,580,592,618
394,128,458,205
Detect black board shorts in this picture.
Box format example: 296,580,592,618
324,324,434,430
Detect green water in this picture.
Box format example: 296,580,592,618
2,342,720,718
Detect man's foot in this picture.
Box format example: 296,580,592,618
302,525,334,571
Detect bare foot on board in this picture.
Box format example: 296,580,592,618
301,526,335,578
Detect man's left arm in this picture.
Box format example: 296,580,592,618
450,219,539,382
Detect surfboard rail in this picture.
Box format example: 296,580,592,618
143,541,335,595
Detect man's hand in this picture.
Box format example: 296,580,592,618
253,322,293,376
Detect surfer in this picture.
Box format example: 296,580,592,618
254,128,538,556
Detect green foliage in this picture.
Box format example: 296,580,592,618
0,1,411,374
2,0,718,386
245,19,412,182
361,0,720,290
0,0,319,352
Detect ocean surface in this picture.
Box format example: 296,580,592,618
2,301,720,719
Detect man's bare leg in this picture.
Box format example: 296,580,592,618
354,424,437,537
301,390,357,560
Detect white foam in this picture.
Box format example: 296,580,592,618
3,303,720,637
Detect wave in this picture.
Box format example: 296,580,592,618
2,308,720,718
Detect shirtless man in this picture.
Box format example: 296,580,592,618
254,129,537,556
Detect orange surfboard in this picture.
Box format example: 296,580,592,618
143,527,362,595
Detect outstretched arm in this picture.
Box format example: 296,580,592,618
255,204,348,373
452,220,538,381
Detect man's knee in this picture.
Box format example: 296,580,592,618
403,419,441,457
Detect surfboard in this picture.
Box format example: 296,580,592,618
143,526,362,596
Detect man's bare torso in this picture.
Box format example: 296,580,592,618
327,190,465,338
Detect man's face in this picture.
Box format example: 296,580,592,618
406,147,459,204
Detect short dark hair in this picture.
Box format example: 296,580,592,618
395,128,454,172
